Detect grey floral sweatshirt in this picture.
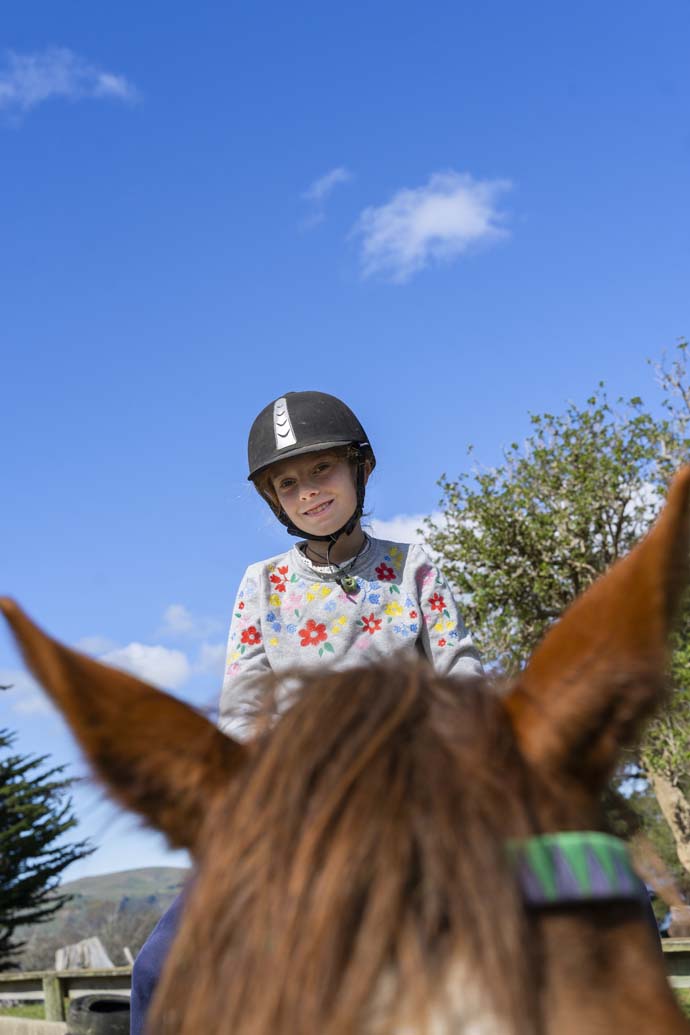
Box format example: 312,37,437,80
219,536,482,735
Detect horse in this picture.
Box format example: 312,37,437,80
3,467,690,1034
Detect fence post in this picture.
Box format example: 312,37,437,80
42,975,66,1022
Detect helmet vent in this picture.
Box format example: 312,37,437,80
273,397,297,450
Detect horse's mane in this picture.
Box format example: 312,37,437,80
156,662,540,1034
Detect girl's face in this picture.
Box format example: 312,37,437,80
270,451,358,537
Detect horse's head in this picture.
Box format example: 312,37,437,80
3,468,690,1035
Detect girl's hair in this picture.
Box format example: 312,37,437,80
254,444,363,513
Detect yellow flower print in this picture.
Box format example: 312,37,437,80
269,593,282,608
320,585,332,598
306,582,321,602
389,545,402,566
231,651,240,662
432,619,445,634
269,637,279,647
445,620,456,632
331,615,348,634
384,601,403,617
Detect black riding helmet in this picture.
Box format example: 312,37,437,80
247,391,376,541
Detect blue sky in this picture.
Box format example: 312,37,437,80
1,1,689,879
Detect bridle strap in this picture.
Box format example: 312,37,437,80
509,831,648,908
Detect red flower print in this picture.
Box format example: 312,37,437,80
241,626,261,646
299,619,328,647
409,610,417,619
270,573,287,592
238,601,245,610
428,592,446,612
361,613,382,635
438,638,447,647
375,563,395,581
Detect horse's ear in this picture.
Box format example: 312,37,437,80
0,599,248,852
504,466,690,789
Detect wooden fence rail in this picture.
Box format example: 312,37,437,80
0,968,131,1022
663,938,690,988
1,941,690,1022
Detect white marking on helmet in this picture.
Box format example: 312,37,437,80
273,397,297,449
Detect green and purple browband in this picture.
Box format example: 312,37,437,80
510,831,648,908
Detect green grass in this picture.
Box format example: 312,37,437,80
676,988,690,1017
0,1002,44,1018
0,997,70,1020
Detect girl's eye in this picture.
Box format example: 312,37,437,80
278,479,295,491
315,462,331,474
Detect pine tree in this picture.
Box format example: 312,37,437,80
0,728,93,969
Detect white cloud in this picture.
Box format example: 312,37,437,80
366,512,441,545
302,166,352,204
101,643,190,691
0,47,138,116
352,170,511,282
159,604,223,640
196,642,226,677
0,668,54,717
301,166,352,227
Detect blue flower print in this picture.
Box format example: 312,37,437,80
410,623,418,633
368,593,380,604
286,623,297,634
404,596,415,610
266,612,276,623
271,622,282,633
324,599,337,612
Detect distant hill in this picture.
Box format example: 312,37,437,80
61,866,190,907
15,867,191,969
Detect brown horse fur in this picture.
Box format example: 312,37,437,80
3,467,690,1034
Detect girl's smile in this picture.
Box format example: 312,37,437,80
303,498,334,518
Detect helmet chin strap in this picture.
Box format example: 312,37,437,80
283,508,359,542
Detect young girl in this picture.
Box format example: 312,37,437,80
220,389,481,733
130,390,481,1033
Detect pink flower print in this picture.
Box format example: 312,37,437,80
375,563,395,582
285,590,303,608
419,564,436,588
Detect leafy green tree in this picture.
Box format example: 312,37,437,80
424,341,690,877
0,729,93,969
425,389,673,673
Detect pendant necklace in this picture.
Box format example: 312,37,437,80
305,536,367,594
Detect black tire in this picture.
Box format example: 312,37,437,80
67,994,130,1035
